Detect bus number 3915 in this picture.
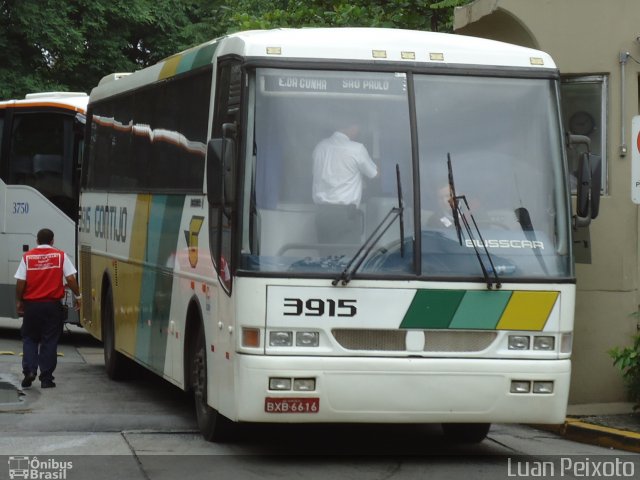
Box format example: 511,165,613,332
284,298,357,317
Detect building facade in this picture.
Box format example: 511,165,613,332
455,0,640,404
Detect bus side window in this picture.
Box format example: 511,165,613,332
210,60,242,292
8,114,73,216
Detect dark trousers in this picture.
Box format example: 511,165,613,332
316,204,363,245
21,301,64,382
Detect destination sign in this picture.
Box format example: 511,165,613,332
262,73,406,95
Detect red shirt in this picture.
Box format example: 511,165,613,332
22,247,65,301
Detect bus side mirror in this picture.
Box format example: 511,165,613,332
570,134,600,226
206,124,236,206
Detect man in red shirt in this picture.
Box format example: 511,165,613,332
14,228,81,389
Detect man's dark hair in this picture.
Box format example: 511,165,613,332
37,228,54,245
336,112,361,131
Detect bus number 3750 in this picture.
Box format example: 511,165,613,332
283,298,357,317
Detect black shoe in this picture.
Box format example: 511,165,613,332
21,372,37,388
41,380,56,389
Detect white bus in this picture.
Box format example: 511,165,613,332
0,92,88,323
79,28,597,443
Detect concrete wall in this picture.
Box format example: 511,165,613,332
455,0,640,404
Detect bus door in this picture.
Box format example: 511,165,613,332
207,58,243,413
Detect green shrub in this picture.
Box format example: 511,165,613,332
608,333,640,410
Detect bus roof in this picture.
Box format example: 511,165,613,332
0,92,88,113
91,27,557,102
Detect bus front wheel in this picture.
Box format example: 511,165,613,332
441,423,491,443
192,325,234,442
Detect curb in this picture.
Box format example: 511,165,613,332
532,418,640,453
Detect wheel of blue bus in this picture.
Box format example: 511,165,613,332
192,326,234,442
101,285,129,380
441,423,491,443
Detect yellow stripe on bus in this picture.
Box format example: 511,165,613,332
496,291,558,331
159,55,183,80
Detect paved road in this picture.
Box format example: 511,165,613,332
1,319,637,480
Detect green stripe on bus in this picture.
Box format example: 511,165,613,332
191,42,218,70
449,290,512,329
176,50,199,74
400,290,464,329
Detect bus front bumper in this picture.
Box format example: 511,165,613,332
230,355,570,424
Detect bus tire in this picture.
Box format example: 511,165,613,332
192,325,234,442
101,284,129,380
441,423,491,444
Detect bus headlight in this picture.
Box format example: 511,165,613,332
510,380,531,393
508,335,530,350
533,336,555,351
296,331,319,347
560,333,573,354
269,378,292,391
269,331,293,347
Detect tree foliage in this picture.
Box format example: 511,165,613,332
218,0,469,33
0,0,471,99
0,0,221,98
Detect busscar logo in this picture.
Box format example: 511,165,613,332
8,456,73,479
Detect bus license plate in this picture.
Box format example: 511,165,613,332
265,397,319,413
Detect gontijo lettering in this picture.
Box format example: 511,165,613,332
93,205,128,242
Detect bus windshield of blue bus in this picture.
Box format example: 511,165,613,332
240,68,571,281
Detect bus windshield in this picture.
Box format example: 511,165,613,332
240,68,571,281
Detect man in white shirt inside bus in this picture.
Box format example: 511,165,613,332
312,118,378,245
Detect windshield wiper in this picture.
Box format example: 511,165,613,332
447,154,501,290
396,164,405,258
332,164,405,286
515,207,548,275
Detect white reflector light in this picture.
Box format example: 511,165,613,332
510,380,531,393
533,381,554,394
561,333,573,354
293,378,316,391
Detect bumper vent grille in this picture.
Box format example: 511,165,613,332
332,329,497,353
